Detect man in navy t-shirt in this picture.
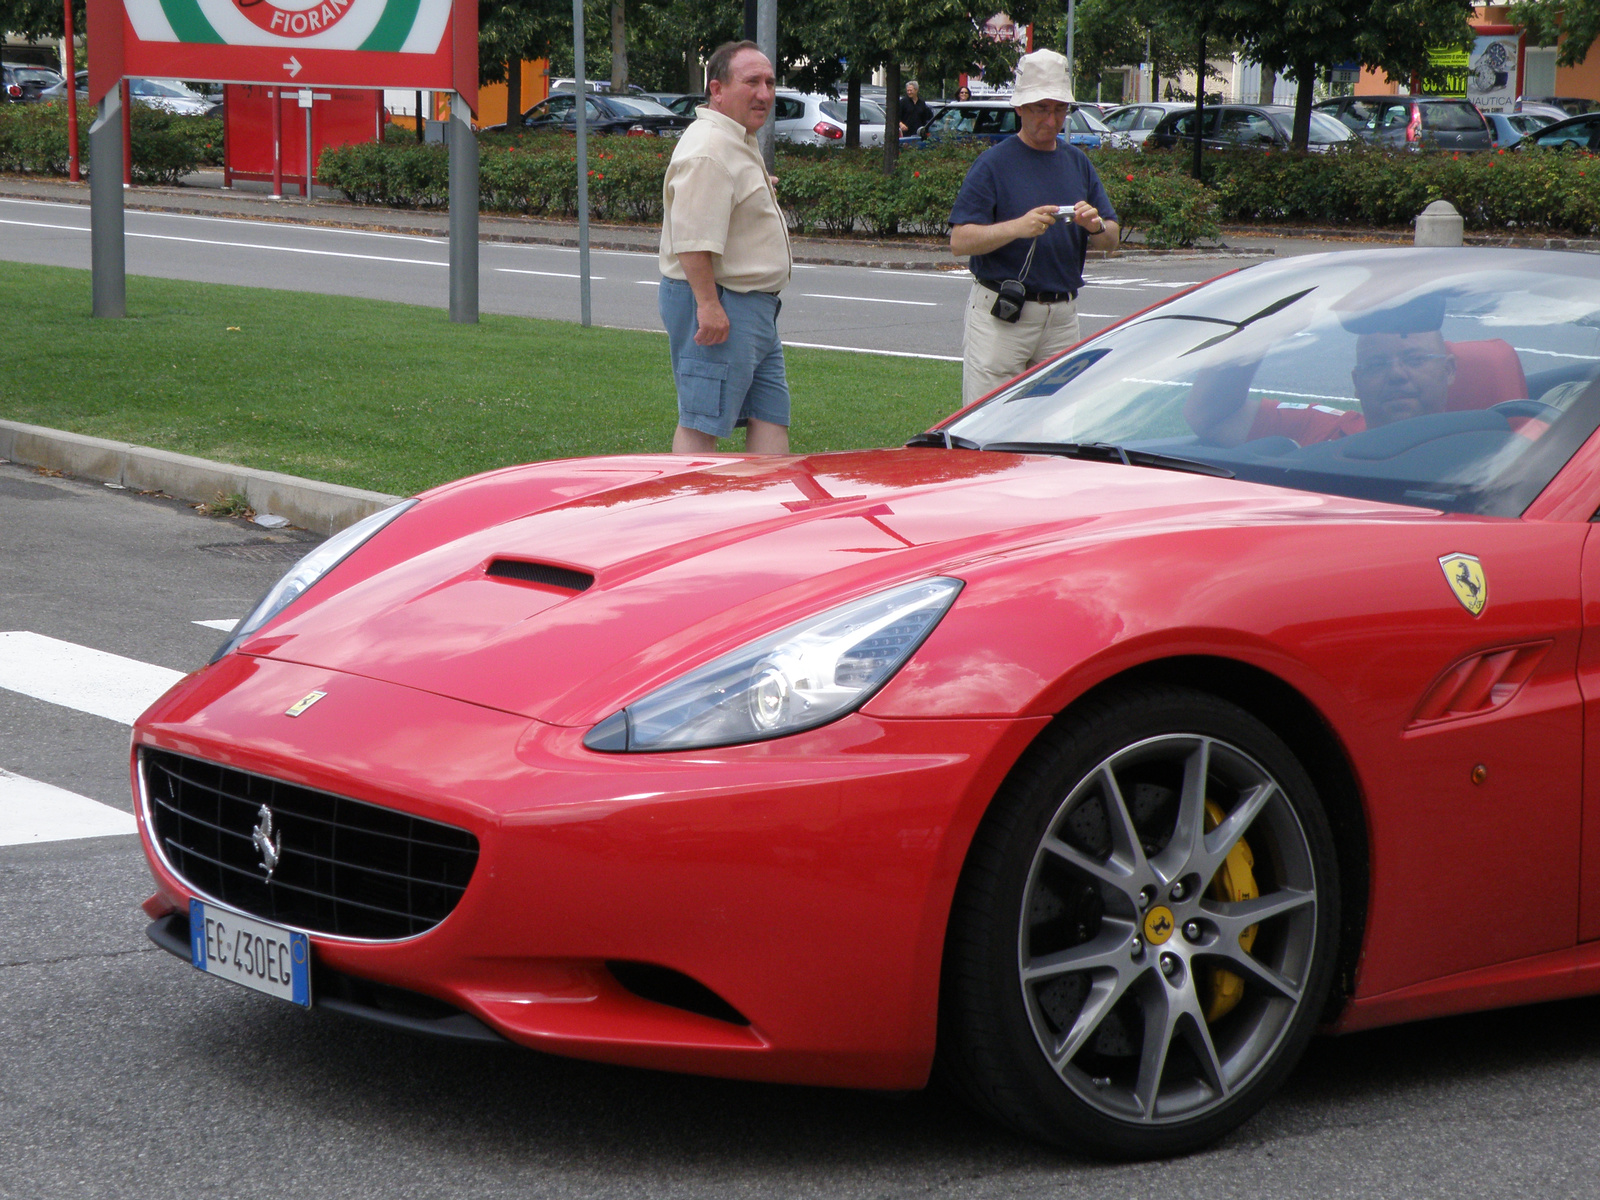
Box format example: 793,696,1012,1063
949,49,1119,404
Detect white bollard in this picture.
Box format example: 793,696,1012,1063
1415,200,1464,247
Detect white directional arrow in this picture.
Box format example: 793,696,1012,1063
284,55,303,78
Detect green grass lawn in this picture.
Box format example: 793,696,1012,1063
0,262,962,496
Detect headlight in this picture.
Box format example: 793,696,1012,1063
584,577,963,753
209,499,418,662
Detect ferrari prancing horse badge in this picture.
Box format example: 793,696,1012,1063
1439,553,1487,616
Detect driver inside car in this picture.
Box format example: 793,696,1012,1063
1185,296,1459,447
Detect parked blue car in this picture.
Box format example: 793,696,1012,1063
1484,110,1555,148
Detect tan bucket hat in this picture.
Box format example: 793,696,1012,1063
1010,49,1075,107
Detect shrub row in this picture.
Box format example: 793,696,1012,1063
0,101,219,184
317,134,1220,247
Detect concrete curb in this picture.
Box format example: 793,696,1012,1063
0,419,401,536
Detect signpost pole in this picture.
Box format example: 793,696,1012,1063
271,90,283,199
90,88,126,317
756,0,775,170
448,91,479,323
573,0,591,328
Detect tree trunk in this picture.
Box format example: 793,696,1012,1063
883,61,901,178
1258,66,1275,105
1192,26,1205,183
1291,58,1313,152
610,0,627,93
845,70,861,149
507,58,523,125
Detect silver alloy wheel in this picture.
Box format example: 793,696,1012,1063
1017,732,1318,1124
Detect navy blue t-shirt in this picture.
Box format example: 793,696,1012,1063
948,135,1117,294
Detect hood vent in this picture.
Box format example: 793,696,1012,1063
486,559,594,592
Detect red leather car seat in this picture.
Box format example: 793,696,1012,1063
1445,338,1528,410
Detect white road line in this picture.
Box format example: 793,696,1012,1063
124,230,449,266
785,341,962,362
0,769,136,846
193,619,240,632
801,293,939,306
0,215,450,267
0,632,185,725
496,268,600,279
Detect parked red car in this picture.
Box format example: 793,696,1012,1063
136,248,1600,1157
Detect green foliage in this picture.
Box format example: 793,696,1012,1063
1508,0,1600,68
0,100,87,174
1148,144,1600,235
126,106,206,185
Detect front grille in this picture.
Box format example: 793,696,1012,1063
143,749,479,940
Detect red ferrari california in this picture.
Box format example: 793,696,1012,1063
134,249,1600,1157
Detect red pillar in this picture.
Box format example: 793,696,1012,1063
63,0,80,181
271,89,284,198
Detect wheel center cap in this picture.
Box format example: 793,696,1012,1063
1143,905,1176,945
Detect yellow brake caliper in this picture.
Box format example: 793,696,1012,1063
1203,800,1259,1023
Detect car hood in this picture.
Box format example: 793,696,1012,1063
245,449,1402,726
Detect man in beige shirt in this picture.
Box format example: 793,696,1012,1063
659,40,793,454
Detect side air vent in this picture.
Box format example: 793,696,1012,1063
485,559,594,592
606,961,750,1025
1410,641,1551,727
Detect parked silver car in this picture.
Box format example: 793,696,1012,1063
773,91,886,147
1100,102,1200,148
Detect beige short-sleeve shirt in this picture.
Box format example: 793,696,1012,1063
659,106,792,294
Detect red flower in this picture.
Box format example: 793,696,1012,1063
1126,173,1134,181
913,170,920,177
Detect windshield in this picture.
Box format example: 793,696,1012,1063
939,251,1600,516
1306,112,1352,143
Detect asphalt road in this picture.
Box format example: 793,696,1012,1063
0,194,1259,360
7,462,1600,1198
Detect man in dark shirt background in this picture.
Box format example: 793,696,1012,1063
899,80,935,136
949,49,1119,403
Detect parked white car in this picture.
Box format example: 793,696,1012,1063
773,91,886,147
1101,101,1198,147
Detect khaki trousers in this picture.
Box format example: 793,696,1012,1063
962,281,1082,404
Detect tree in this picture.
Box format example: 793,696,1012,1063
0,0,85,44
1038,0,1189,101
1216,0,1477,150
1508,0,1600,66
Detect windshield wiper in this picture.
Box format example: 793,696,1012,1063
905,431,983,450
979,440,1235,478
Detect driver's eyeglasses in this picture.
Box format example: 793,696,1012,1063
1353,352,1452,377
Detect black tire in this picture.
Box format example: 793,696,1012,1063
940,685,1340,1158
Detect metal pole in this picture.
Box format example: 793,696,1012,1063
448,92,480,324
304,102,312,196
756,0,776,170
90,89,125,317
1066,0,1076,95
271,90,283,199
120,79,131,187
62,5,79,182
574,0,591,328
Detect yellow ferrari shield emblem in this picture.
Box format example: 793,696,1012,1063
1439,553,1487,616
1143,905,1176,945
285,690,327,717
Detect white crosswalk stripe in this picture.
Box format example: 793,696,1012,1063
0,631,183,845
0,768,136,846
0,631,186,725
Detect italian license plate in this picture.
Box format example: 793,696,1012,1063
189,899,311,1007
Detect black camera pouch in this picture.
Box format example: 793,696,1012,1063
990,278,1026,323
